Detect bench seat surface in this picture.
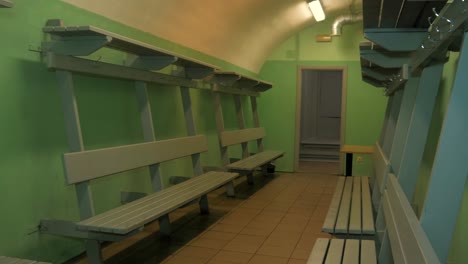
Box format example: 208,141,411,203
322,176,374,235
308,238,376,264
0,256,50,264
77,171,237,234
226,150,284,171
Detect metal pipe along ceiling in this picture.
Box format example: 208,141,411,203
332,13,363,36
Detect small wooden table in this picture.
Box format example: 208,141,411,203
340,145,374,176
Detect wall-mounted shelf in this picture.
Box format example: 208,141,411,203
0,0,13,8
42,20,218,79
211,72,273,96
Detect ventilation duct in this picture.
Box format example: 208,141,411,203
316,13,363,42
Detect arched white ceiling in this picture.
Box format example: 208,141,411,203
63,0,361,73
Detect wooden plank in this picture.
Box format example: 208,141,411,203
307,238,329,264
342,239,359,264
220,128,266,147
325,239,345,264
335,178,353,233
382,191,406,264
340,145,374,154
64,135,208,184
360,240,377,264
389,77,419,174
322,177,346,233
0,256,50,264
226,150,283,171
361,177,375,235
398,63,443,199
420,32,468,262
135,81,162,192
387,174,441,264
77,171,237,234
348,177,362,234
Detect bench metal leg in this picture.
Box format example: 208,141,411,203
226,181,235,197
261,165,268,176
159,214,171,236
86,240,103,264
247,173,254,185
199,194,210,215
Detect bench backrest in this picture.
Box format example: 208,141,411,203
220,127,265,147
63,135,208,184
382,173,440,264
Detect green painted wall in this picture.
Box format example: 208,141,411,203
258,18,387,175
0,0,254,262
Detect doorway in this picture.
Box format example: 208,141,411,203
295,66,347,173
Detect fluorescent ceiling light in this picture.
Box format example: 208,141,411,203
308,0,325,22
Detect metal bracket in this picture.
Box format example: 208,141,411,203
40,219,137,241
0,0,13,8
125,54,178,71
185,66,216,79
386,64,410,95
42,36,112,56
365,28,428,52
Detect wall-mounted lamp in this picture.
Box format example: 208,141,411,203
308,0,326,22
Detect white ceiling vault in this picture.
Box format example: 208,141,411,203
62,0,361,73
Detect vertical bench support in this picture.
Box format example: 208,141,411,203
212,90,229,166
389,77,420,173
397,63,444,198
135,81,163,192
180,86,211,212
233,95,249,159
56,70,102,263
382,89,403,157
420,33,468,262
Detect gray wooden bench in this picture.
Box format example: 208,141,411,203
0,256,50,264
322,143,390,235
41,135,238,263
220,127,284,183
212,74,284,184
309,173,440,263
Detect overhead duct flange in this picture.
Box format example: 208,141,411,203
316,13,363,42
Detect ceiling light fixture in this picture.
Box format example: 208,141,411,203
308,0,326,22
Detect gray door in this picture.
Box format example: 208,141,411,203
300,69,342,161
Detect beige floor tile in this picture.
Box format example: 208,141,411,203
175,245,219,260
291,247,311,260
288,258,308,264
208,250,253,264
162,255,208,264
240,226,275,236
257,244,295,258
211,223,244,233
199,230,237,241
223,234,267,253
189,237,231,249
248,255,289,264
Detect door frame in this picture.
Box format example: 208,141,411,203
294,65,348,172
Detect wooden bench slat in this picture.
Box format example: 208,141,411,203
360,240,377,264
307,238,330,264
322,176,346,233
349,177,362,234
77,171,237,234
385,174,440,264
361,177,375,234
335,178,353,233
325,239,345,264
0,256,50,264
64,135,208,184
220,128,265,147
78,171,219,228
343,239,359,264
226,150,284,171
383,188,406,264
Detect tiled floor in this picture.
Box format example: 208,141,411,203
71,162,339,264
